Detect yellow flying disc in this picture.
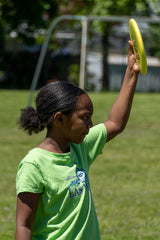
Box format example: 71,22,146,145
129,18,147,75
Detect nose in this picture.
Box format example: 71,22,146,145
87,119,93,129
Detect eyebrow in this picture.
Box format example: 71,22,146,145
78,108,93,115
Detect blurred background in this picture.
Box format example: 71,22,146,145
0,0,160,94
1,1,160,239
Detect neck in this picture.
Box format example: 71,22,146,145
37,135,70,154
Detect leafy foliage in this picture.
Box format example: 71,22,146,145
0,0,58,44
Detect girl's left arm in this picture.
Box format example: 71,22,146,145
104,41,139,142
15,192,40,240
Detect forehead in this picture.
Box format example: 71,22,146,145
75,94,93,113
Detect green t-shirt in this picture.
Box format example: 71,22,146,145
16,123,107,240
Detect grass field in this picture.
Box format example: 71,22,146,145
0,90,160,240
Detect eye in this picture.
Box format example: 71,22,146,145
82,116,88,121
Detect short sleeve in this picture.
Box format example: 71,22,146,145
16,162,44,195
84,123,107,165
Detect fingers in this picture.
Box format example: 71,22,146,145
128,40,140,73
128,40,134,55
128,40,135,63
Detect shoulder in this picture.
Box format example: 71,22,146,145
20,148,44,165
85,123,107,143
16,148,46,195
17,148,45,179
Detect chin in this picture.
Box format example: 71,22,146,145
73,136,85,144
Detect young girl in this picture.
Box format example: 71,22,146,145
15,41,139,240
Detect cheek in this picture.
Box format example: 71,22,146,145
68,123,85,138
69,125,84,135
69,118,84,130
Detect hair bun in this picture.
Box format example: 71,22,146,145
18,106,44,135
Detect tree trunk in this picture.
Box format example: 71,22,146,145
0,26,4,55
102,25,109,90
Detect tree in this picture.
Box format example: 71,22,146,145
57,0,159,89
0,0,58,50
89,0,153,89
1,0,160,89
0,0,59,88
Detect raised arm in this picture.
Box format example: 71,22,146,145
15,192,40,240
104,41,139,142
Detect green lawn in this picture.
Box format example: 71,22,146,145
0,90,160,240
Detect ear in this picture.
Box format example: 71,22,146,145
53,112,64,127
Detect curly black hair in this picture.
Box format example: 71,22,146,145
18,81,86,135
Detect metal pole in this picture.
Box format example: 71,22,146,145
27,16,63,106
27,15,86,106
79,17,88,90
